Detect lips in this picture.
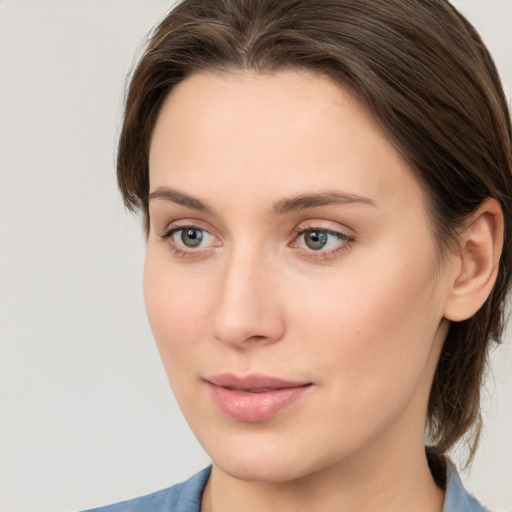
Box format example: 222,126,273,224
205,374,312,422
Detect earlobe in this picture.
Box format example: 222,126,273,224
443,198,504,322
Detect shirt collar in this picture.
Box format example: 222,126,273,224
443,462,489,512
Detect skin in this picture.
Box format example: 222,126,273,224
144,69,497,512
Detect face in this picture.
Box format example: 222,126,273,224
145,70,453,483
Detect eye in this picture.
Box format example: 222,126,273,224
177,227,206,248
291,226,354,258
159,224,220,256
302,230,331,250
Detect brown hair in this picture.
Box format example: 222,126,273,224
117,0,512,461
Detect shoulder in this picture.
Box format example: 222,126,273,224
82,467,211,512
444,463,492,512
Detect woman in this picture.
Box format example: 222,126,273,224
86,0,511,510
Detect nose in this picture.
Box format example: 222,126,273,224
211,249,286,348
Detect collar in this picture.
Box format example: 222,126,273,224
443,462,489,512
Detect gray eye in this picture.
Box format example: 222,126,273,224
304,230,328,250
180,228,204,247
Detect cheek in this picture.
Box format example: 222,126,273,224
143,250,212,380
287,246,444,398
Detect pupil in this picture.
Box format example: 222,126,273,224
305,231,327,250
181,229,203,247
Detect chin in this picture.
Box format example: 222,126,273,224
216,453,316,483
200,428,355,484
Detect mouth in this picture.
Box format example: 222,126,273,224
204,374,312,422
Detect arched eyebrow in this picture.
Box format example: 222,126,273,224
272,191,376,214
149,186,376,214
149,187,212,212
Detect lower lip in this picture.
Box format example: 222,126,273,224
206,383,311,422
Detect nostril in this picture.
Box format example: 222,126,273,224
248,335,267,342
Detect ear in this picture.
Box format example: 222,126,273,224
443,198,504,322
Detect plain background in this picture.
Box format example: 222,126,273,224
0,1,510,511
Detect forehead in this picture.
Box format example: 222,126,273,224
148,69,426,216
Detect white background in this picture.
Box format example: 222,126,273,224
0,1,510,511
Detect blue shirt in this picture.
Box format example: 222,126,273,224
84,464,490,512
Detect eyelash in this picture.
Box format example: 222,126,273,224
292,224,354,259
158,223,354,260
158,224,218,259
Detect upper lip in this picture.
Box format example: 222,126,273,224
205,373,311,392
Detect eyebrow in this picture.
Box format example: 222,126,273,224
148,186,376,214
149,187,213,213
272,191,376,214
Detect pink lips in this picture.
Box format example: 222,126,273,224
205,374,312,422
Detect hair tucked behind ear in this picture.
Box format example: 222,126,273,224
117,0,512,463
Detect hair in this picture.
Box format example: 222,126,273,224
117,0,512,464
